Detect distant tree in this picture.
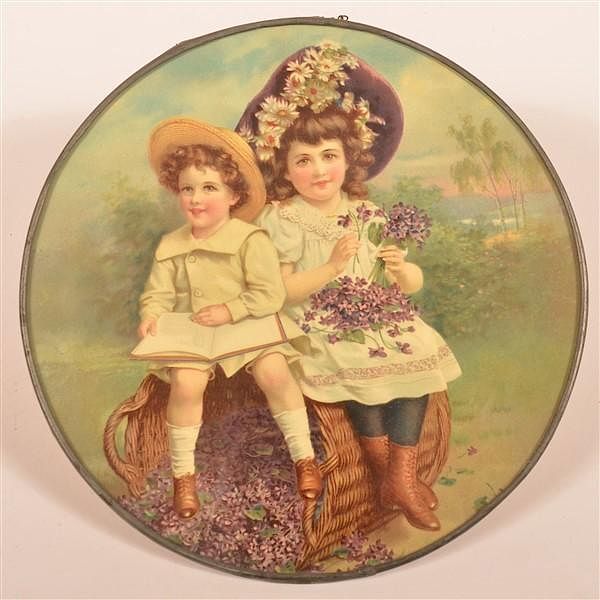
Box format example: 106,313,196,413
96,175,181,336
494,141,545,229
448,116,509,231
449,116,547,231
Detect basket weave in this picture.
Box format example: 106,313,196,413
103,370,450,569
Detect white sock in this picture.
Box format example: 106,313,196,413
272,408,314,462
167,421,201,477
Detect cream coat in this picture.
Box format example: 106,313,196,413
140,218,286,323
139,218,304,379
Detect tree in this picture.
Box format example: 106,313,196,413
448,116,548,231
96,175,182,336
448,116,509,231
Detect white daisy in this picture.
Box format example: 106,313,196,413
286,59,313,83
237,125,255,144
256,144,275,162
257,97,299,129
319,40,342,51
341,91,355,113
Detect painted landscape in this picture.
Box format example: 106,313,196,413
24,24,582,576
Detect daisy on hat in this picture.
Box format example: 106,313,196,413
237,40,404,200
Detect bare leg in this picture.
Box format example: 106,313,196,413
166,368,209,426
166,368,210,519
252,353,322,500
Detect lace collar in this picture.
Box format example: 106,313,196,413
278,194,355,241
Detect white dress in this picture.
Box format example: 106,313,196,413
255,194,462,405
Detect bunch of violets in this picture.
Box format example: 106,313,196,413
300,201,431,357
363,201,432,286
301,276,418,358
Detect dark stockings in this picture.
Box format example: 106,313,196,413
346,395,429,446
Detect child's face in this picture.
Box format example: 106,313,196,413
285,139,347,207
177,165,238,237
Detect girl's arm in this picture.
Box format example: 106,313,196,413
281,233,360,304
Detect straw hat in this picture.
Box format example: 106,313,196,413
236,43,404,179
148,117,266,222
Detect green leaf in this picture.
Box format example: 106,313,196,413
275,561,296,574
244,504,267,521
474,496,489,511
456,468,474,475
332,547,350,559
143,509,157,520
252,443,274,456
343,329,366,344
259,527,278,539
368,222,383,246
327,280,341,289
166,534,182,544
438,476,457,486
198,491,214,506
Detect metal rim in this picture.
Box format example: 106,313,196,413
19,15,589,583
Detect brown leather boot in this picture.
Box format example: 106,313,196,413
380,443,441,531
360,436,438,510
173,473,200,519
295,457,323,500
359,435,389,490
419,481,439,511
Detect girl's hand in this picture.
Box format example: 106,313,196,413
327,233,360,274
379,246,424,292
192,304,233,327
137,318,157,339
378,245,409,278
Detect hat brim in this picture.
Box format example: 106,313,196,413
148,118,266,222
236,48,404,179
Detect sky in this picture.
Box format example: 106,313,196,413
47,23,550,209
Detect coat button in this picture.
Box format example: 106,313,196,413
193,288,203,297
188,255,197,263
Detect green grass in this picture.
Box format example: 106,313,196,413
30,308,579,499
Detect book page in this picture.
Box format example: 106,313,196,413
130,313,214,359
130,313,288,361
210,314,286,359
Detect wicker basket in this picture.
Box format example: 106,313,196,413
103,370,450,569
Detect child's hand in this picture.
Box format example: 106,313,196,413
379,246,424,292
138,318,157,338
378,245,409,277
328,233,360,274
192,304,233,327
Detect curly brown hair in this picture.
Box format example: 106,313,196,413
261,106,374,202
158,144,249,209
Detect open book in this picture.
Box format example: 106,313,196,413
130,312,294,362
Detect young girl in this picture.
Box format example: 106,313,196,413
237,43,461,531
139,117,322,519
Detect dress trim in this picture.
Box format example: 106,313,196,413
279,202,346,241
303,345,453,385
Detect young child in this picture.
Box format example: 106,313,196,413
237,43,461,531
139,118,322,519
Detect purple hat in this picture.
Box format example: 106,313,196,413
236,42,403,179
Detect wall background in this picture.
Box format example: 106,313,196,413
2,2,598,599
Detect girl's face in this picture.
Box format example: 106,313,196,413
177,165,239,238
285,138,348,209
